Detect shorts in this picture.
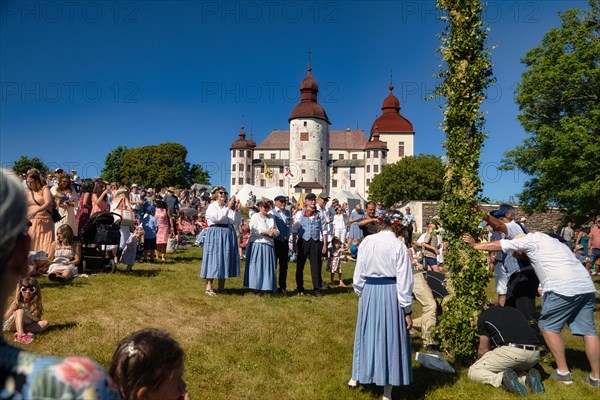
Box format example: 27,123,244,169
144,237,157,250
538,291,597,336
423,256,437,270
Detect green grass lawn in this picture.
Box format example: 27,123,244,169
5,246,600,399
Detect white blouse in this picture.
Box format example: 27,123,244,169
353,230,414,312
249,212,278,246
205,202,240,227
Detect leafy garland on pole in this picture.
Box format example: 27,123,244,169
431,0,494,364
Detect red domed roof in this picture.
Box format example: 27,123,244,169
370,83,413,134
289,66,330,124
230,125,256,150
364,126,388,150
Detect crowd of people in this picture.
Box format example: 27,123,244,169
3,166,600,399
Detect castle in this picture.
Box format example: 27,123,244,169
229,64,415,199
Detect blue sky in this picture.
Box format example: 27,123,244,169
0,0,588,201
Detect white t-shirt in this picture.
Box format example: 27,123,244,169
500,232,595,296
502,220,527,275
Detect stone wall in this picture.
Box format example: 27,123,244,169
405,201,565,235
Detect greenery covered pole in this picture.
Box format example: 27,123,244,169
432,0,494,364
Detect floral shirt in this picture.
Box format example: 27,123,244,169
0,338,119,399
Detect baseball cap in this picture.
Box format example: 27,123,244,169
490,209,506,218
318,193,330,200
54,168,64,174
520,217,527,223
131,184,138,188
274,195,286,202
575,244,584,250
305,193,317,200
146,206,156,213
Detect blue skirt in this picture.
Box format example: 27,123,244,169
200,225,240,279
352,277,413,386
348,223,364,240
243,241,277,292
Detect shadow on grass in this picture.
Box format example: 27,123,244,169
565,347,593,372
353,365,459,400
123,269,161,277
41,279,90,289
46,321,79,333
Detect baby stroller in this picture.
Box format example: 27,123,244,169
78,212,121,273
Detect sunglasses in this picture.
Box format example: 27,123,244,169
20,286,37,294
218,191,227,195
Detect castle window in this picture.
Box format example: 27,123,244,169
232,177,235,185
261,165,264,172
260,179,265,186
339,154,344,160
279,166,284,173
232,164,236,172
329,153,333,160
302,155,306,160
350,180,356,188
239,163,244,171
352,154,357,160
247,150,252,157
374,165,379,173
373,150,378,158
271,153,276,159
238,150,243,157
350,167,356,174
333,167,338,174
301,169,306,174
238,177,243,185
246,177,251,184
303,121,307,127
382,151,386,159
300,132,309,141
279,180,284,186
332,179,337,187
259,153,264,159
367,151,370,159
367,178,370,185
367,165,370,173
398,142,405,158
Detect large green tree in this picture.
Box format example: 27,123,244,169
11,156,50,176
117,142,210,189
502,1,600,224
432,0,494,364
101,146,129,183
367,155,445,206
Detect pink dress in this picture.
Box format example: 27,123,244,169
155,207,170,245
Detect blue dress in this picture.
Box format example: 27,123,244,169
200,202,240,279
348,210,365,240
243,213,277,292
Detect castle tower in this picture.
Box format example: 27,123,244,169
364,126,388,190
229,120,255,193
371,82,414,165
288,63,330,194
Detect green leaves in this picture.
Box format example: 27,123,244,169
432,0,492,364
103,143,211,189
11,156,49,176
504,3,600,224
367,155,445,206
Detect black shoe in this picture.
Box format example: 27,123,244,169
48,273,57,282
502,368,527,396
314,290,323,297
525,368,545,393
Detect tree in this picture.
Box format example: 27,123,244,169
431,0,494,364
11,156,50,176
501,1,600,225
117,142,211,189
367,155,445,206
101,146,129,183
187,163,211,185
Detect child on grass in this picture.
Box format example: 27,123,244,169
3,277,48,344
109,328,189,400
327,238,346,287
120,228,145,272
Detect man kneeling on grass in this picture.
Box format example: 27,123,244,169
468,304,544,396
464,232,600,389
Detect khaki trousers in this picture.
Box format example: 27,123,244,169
468,346,540,387
412,271,437,345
